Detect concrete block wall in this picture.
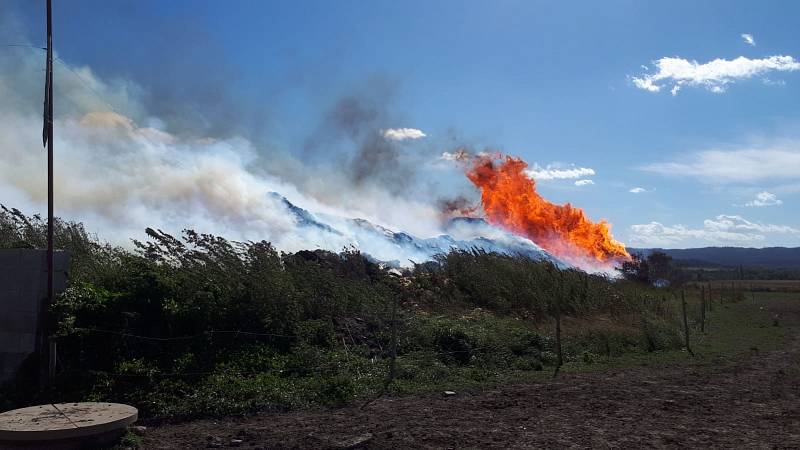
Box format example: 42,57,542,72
0,249,70,382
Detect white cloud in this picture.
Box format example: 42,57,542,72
629,187,646,193
705,215,798,234
382,128,426,141
742,33,756,46
524,164,596,181
631,55,800,94
629,214,799,246
574,179,594,186
641,147,800,183
743,191,783,207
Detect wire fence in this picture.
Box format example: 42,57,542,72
70,327,297,341
53,323,545,385
48,283,749,398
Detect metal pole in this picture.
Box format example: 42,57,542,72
46,0,54,320
39,0,55,388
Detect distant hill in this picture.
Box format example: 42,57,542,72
628,247,800,268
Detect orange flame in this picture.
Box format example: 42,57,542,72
466,154,630,270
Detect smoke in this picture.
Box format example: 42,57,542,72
0,18,449,250
0,8,614,272
303,86,417,195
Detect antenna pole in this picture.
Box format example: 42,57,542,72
46,0,54,311
40,0,55,387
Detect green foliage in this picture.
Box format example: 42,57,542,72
620,251,681,286
639,313,683,352
417,249,643,317
115,429,143,449
0,207,683,419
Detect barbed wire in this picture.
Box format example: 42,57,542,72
67,327,554,359
57,363,359,380
52,289,725,386
69,327,297,341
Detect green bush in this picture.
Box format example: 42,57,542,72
0,207,682,419
640,314,682,352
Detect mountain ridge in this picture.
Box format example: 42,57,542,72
628,246,800,268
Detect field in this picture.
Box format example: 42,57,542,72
138,290,800,449
725,280,800,292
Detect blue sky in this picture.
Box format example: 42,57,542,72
3,0,800,248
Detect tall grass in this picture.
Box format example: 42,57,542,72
0,207,682,418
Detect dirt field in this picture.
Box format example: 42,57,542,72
141,298,800,449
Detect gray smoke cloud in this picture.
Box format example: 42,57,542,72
0,14,449,250
302,82,416,196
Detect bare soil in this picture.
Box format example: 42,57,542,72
141,300,800,449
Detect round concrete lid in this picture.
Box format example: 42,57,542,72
0,402,138,442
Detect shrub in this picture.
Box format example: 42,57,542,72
640,314,682,352
0,207,682,418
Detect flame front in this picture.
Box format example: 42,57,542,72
466,154,630,270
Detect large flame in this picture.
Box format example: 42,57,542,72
466,154,630,270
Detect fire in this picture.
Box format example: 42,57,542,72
466,154,630,270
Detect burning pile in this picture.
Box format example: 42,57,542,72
464,154,630,270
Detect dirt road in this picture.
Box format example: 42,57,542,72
142,300,800,449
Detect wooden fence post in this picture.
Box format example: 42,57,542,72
700,286,706,333
553,269,565,379
387,295,398,387
362,293,399,409
681,290,694,356
708,283,714,312
553,307,563,378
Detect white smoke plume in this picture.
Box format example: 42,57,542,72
0,34,450,253
0,11,572,270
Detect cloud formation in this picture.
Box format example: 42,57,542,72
741,33,756,46
524,165,596,181
641,146,800,183
743,191,783,207
629,187,646,194
632,55,799,94
574,179,594,186
629,215,799,246
382,127,426,141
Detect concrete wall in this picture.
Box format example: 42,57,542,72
0,249,70,382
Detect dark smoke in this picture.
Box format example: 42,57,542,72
325,95,382,140
305,84,415,195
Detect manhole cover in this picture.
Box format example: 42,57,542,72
0,402,137,446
